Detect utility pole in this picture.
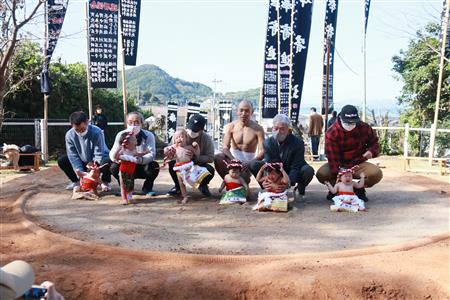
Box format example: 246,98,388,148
212,78,222,141
429,0,450,164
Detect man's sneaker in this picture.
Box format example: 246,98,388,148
167,186,181,196
101,182,112,192
198,184,212,197
326,192,335,201
355,188,369,202
65,182,79,190
146,191,157,196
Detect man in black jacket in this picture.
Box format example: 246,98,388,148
249,114,314,197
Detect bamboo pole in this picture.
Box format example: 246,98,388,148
324,39,331,133
42,3,49,162
429,0,450,164
362,2,367,122
119,3,127,127
85,2,93,120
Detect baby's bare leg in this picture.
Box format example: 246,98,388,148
177,173,189,204
119,174,128,205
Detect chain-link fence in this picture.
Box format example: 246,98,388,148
2,121,449,160
1,119,126,160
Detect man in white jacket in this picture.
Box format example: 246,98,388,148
109,112,160,196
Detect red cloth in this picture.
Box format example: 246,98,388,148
120,160,136,174
325,120,379,176
81,177,98,191
225,181,242,191
337,191,355,196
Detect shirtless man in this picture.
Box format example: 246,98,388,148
214,100,265,183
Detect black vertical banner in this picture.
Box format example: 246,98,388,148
261,0,280,118
364,0,371,34
321,0,339,115
167,102,178,143
219,100,232,149
42,0,69,94
278,0,293,116
89,0,119,88
45,0,69,66
186,102,200,124
120,0,141,65
290,0,313,124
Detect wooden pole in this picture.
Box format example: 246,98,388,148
119,3,127,127
85,2,93,120
324,39,331,133
43,3,49,162
430,0,450,164
362,2,367,122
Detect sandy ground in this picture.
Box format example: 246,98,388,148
1,157,449,299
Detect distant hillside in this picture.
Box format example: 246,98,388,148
223,88,260,108
119,64,213,105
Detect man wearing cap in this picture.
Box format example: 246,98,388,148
165,114,215,196
214,100,265,183
316,104,383,201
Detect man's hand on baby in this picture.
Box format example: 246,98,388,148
192,142,198,148
362,151,373,159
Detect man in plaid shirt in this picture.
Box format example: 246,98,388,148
316,105,383,201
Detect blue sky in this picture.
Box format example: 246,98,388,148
39,0,442,111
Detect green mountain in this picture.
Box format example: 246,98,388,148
119,64,213,105
223,88,260,108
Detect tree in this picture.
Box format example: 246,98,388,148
1,0,44,130
392,23,450,156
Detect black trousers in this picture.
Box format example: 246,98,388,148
57,154,111,183
168,160,215,190
110,161,160,193
310,136,320,156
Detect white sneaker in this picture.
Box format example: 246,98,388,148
101,182,111,192
65,182,79,190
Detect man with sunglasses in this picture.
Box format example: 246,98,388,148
316,105,383,201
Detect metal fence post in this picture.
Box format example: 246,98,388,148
428,123,437,165
34,119,41,150
40,119,48,162
403,123,409,157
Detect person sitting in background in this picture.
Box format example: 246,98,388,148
316,104,383,201
57,111,111,191
110,112,160,196
0,260,64,300
92,104,108,131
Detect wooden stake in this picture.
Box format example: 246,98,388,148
429,0,450,164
